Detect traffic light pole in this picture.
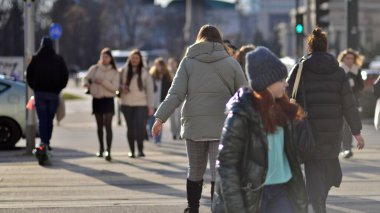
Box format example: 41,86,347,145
295,0,304,58
24,0,36,154
346,0,359,50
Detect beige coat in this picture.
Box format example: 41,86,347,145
84,64,119,98
119,67,154,108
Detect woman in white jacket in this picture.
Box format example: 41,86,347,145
84,48,119,161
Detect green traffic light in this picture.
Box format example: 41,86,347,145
296,24,303,34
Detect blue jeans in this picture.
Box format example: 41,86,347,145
147,115,161,144
260,183,294,213
34,92,59,145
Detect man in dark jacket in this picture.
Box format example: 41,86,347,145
287,28,365,213
26,37,69,150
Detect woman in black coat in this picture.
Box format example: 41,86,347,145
287,28,365,213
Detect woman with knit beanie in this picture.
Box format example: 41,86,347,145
212,46,308,213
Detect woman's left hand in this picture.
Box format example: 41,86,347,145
148,107,155,116
354,134,365,149
152,119,163,137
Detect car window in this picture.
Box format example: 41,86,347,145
0,82,10,94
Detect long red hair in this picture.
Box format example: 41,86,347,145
252,90,304,133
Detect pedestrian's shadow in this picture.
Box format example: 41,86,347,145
146,140,188,158
43,147,187,199
57,160,186,199
341,158,380,179
326,195,380,213
1,146,186,198
115,159,187,179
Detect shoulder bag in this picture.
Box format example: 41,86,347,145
290,60,316,163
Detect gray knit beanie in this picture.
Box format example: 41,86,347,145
245,46,288,91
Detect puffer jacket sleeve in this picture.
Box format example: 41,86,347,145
340,70,362,135
154,58,189,122
102,70,120,93
217,111,249,213
84,65,96,85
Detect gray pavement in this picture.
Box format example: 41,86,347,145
1,81,380,212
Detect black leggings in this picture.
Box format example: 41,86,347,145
95,113,113,152
121,106,147,154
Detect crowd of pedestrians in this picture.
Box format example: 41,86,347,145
27,25,374,213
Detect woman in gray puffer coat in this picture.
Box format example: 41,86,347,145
152,25,247,213
212,47,308,213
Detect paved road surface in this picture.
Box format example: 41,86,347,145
1,82,379,212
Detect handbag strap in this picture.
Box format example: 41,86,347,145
290,61,304,103
290,58,310,112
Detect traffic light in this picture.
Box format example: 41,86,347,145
295,14,304,35
316,0,330,28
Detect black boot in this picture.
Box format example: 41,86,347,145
96,143,104,157
211,181,215,202
184,179,203,213
128,138,135,158
137,139,144,157
105,149,111,161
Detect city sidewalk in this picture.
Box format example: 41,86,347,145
1,82,380,212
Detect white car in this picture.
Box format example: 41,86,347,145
0,75,26,149
369,56,380,70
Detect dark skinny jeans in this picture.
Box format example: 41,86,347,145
121,105,148,154
34,91,59,145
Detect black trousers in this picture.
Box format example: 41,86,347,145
305,159,342,213
121,105,148,154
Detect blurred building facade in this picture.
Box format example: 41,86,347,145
237,0,296,51
279,0,380,58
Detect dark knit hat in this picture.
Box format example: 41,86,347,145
245,46,288,91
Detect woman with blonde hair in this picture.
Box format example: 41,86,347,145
84,48,119,161
119,49,154,158
337,48,365,158
147,57,172,145
152,25,247,213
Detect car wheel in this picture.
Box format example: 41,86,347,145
0,118,21,149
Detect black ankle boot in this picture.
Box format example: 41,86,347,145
105,150,111,161
96,148,104,157
184,179,203,213
211,181,215,201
